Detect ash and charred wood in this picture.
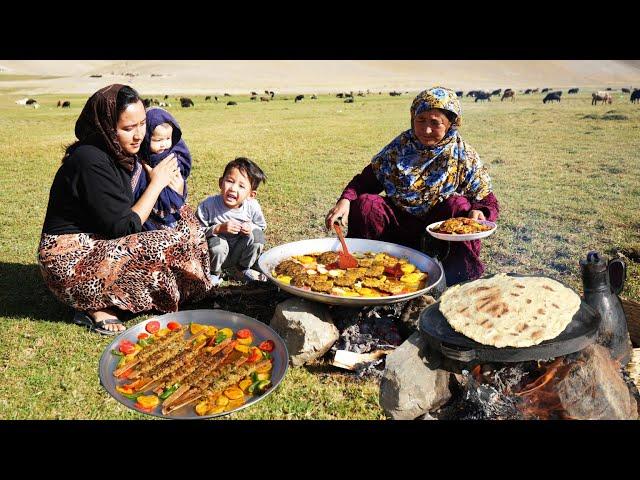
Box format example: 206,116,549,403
212,284,278,298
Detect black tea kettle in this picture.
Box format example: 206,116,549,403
580,250,632,366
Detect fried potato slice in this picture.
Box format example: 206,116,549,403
294,255,316,264
400,263,416,274
400,272,427,284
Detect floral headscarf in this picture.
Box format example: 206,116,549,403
371,86,492,218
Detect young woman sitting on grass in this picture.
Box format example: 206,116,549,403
38,84,213,335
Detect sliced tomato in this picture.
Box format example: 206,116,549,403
145,320,160,334
134,402,154,413
167,321,181,331
384,263,404,278
116,385,135,395
258,340,275,352
246,347,262,363
236,328,252,339
119,340,136,355
137,333,149,340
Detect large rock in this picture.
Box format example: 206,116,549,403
270,298,339,366
379,332,451,420
557,344,638,420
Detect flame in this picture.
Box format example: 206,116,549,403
515,358,576,419
471,365,483,381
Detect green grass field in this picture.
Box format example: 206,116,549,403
1,88,639,419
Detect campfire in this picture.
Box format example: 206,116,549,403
225,245,640,420
324,296,639,419
435,345,640,420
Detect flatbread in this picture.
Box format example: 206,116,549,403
439,274,581,348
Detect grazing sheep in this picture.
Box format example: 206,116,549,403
180,98,195,108
543,93,562,104
592,91,612,105
501,89,515,101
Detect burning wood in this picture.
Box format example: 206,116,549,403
332,349,391,371
435,344,639,420
515,358,576,419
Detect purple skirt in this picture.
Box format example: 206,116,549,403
346,193,499,285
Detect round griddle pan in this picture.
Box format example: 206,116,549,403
419,273,601,363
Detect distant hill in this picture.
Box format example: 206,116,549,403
0,60,639,95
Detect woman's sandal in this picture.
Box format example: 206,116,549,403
73,310,125,336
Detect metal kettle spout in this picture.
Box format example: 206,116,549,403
608,256,627,295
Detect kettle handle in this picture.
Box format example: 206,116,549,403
609,258,626,295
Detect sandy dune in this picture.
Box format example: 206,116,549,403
1,60,639,95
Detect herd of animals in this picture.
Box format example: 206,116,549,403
461,87,640,105
13,87,640,109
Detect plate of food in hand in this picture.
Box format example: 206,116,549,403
426,217,497,242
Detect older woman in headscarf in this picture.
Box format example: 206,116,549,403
38,84,213,335
325,86,500,285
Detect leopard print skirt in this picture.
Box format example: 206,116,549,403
37,205,213,313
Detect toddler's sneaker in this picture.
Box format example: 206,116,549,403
241,269,267,283
208,273,224,287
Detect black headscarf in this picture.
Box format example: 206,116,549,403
69,84,138,171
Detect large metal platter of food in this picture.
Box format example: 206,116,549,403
258,238,444,306
98,309,288,419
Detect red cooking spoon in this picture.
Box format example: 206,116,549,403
333,221,359,269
